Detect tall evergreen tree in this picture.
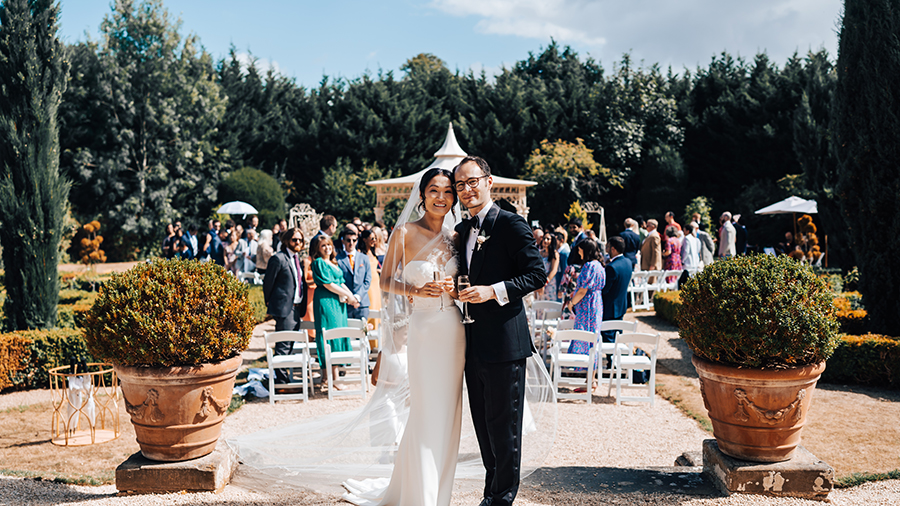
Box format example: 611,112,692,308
59,0,228,259
834,0,900,336
0,0,69,330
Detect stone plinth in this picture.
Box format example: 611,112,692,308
702,439,833,500
116,442,237,494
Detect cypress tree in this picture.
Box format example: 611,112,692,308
834,0,900,336
0,0,69,330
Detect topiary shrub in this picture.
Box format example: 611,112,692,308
653,290,681,325
219,167,284,228
833,295,869,334
82,260,254,367
679,254,840,368
0,329,93,391
820,334,900,388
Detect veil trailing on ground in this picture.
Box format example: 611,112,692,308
227,174,557,495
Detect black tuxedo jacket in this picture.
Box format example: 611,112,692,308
262,250,308,319
455,205,546,363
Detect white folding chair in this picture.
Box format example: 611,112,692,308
366,309,383,368
265,331,311,403
556,319,575,331
607,332,659,406
660,270,681,292
628,271,652,311
597,320,638,384
239,271,263,285
322,327,369,401
550,329,599,403
531,301,563,359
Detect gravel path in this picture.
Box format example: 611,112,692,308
2,314,898,505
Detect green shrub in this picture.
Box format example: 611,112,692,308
679,254,840,368
82,260,254,367
0,329,93,391
833,293,869,334
653,291,681,325
218,168,284,228
820,334,900,388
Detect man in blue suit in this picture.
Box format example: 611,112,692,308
620,218,642,269
601,236,633,344
179,223,200,260
336,228,371,320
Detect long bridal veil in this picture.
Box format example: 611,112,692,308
227,175,557,495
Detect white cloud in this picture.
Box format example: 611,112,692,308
233,52,285,76
430,0,842,69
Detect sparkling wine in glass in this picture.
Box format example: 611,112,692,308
458,275,474,324
434,269,445,311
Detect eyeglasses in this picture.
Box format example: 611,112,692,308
343,237,358,243
289,237,304,243
453,175,489,192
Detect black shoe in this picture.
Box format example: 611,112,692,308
478,499,492,506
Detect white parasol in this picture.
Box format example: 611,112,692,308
217,201,258,217
754,196,817,215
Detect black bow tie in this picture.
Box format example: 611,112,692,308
469,216,480,230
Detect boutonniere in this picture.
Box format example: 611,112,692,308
475,232,490,251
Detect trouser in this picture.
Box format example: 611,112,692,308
273,304,304,384
465,356,527,506
347,306,369,321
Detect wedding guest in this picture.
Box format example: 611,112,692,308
256,229,275,274
564,239,606,373
369,226,387,272
358,229,382,333
559,243,583,321
311,235,358,391
662,224,683,282
536,230,559,301
681,223,702,271
161,223,178,259
555,229,570,299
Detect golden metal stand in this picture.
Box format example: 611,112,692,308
49,362,120,446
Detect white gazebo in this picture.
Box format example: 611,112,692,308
366,123,537,224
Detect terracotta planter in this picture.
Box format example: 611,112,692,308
116,355,241,462
693,354,825,463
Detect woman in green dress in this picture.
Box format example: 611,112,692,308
311,235,358,391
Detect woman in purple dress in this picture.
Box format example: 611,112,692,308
662,224,683,282
565,239,605,359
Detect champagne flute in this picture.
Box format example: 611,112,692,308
458,275,475,324
434,268,445,311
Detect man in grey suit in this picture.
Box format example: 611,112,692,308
262,227,308,384
336,228,371,320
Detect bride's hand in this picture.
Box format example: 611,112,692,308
419,281,443,298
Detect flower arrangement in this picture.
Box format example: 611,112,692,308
82,260,254,367
678,254,840,369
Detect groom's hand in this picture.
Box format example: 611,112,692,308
459,285,496,304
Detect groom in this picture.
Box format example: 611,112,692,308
454,156,546,506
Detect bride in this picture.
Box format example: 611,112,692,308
226,169,556,503
343,167,464,505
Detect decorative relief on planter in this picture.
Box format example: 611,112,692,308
197,386,229,420
125,388,164,423
733,388,806,425
699,377,710,411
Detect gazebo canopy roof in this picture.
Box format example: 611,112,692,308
366,123,536,187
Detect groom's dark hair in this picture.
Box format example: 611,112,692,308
453,155,491,177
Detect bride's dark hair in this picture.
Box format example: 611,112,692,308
417,167,458,216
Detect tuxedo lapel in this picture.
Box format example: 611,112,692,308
468,205,500,283
457,223,470,276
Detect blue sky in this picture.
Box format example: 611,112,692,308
58,0,844,88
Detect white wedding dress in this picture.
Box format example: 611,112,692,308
343,254,465,506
